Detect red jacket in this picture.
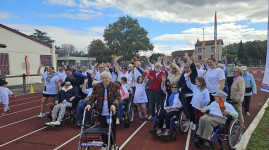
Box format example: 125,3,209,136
143,70,166,91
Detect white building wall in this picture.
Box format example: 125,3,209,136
0,27,52,86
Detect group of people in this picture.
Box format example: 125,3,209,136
2,50,253,150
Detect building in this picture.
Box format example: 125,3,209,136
0,23,56,86
0,43,7,48
171,50,195,59
195,39,223,62
57,56,96,70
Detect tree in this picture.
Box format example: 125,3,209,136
103,16,154,60
87,39,112,63
30,29,54,45
58,44,76,57
237,40,244,60
149,53,165,62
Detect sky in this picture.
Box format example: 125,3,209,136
0,0,268,56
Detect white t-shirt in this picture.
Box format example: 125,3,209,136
42,72,60,95
204,66,225,93
196,68,205,77
0,86,13,104
56,71,66,85
207,101,237,118
101,88,109,116
117,71,132,82
130,67,143,87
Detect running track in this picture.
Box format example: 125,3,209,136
0,75,268,150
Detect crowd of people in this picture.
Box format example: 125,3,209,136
0,49,258,149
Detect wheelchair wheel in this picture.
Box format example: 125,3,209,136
227,119,242,149
127,102,134,123
179,110,190,133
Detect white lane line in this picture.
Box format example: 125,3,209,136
0,103,52,118
0,112,49,129
119,121,147,150
53,124,98,150
185,122,193,150
0,100,40,110
9,95,41,103
0,127,47,148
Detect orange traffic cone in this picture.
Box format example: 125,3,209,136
29,85,35,93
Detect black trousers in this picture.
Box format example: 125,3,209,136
209,93,215,104
99,115,116,145
148,90,161,117
158,110,179,129
244,96,252,112
186,96,195,123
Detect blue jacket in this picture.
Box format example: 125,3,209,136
242,72,257,96
177,63,198,95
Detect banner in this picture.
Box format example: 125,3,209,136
25,56,30,77
214,11,217,59
261,4,269,93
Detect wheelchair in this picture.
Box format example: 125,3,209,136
192,112,243,150
78,111,119,150
149,106,190,140
117,92,135,128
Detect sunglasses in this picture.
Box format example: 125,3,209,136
121,68,127,70
171,87,177,89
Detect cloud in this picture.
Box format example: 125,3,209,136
0,12,12,19
45,0,78,7
48,11,102,20
77,0,267,23
87,26,106,34
5,24,103,52
154,22,267,46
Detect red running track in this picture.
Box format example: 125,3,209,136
0,80,268,150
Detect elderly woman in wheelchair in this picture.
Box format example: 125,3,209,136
45,81,79,126
150,82,190,140
193,91,239,149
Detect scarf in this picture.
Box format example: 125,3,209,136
120,86,126,97
166,90,179,107
46,73,56,83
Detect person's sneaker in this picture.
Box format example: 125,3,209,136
100,146,106,150
193,137,201,148
7,109,11,113
204,140,212,148
246,112,250,116
111,144,118,150
45,122,53,126
156,129,162,136
192,124,196,131
38,112,45,118
85,121,91,127
116,118,120,125
51,121,61,126
163,129,170,136
145,118,150,122
76,120,82,126
138,118,143,122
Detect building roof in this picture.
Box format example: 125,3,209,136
0,24,52,48
195,39,224,46
0,43,7,48
171,50,194,57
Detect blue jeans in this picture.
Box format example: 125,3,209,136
117,100,128,119
77,101,91,121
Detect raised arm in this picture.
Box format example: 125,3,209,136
202,46,207,66
37,64,44,75
114,56,122,73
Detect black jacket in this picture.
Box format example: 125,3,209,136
55,86,79,104
177,63,198,94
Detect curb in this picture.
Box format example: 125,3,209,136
237,97,269,150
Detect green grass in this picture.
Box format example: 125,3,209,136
247,106,269,150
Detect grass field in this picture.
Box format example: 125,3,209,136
247,106,269,150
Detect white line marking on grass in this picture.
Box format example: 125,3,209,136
0,103,52,118
185,122,193,150
53,124,98,150
0,112,49,129
0,127,47,148
0,100,40,110
119,121,147,150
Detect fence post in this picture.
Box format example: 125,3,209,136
23,74,26,93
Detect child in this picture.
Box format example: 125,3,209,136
115,81,129,124
186,71,210,130
132,69,149,122
0,81,16,114
121,77,132,93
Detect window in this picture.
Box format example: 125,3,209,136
0,53,9,75
40,55,52,66
198,55,202,60
198,48,202,53
211,47,215,52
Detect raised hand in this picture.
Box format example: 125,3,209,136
65,61,69,66
39,64,44,68
183,52,189,59
61,61,65,66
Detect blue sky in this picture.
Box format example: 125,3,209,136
0,0,267,55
